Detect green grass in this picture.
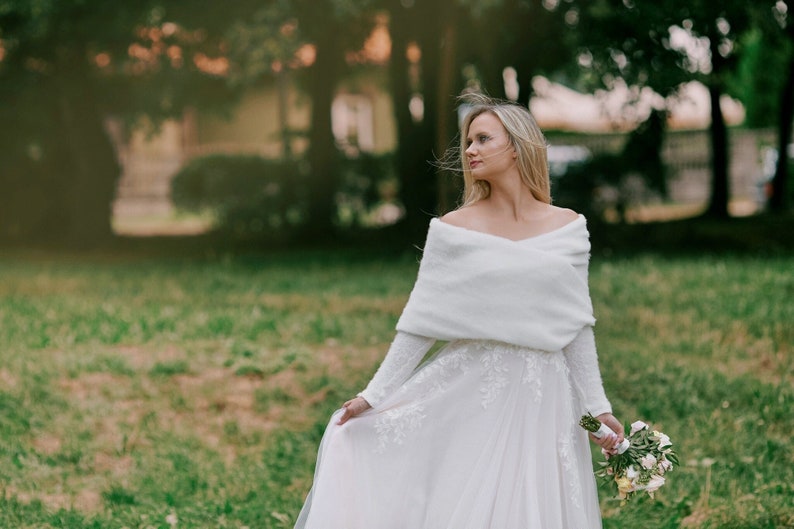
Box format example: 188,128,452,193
0,251,791,528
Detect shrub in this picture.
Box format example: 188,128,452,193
336,152,402,228
170,154,309,238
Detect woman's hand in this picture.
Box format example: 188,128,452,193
337,396,372,425
590,412,625,455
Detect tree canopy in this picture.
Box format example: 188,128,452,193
566,0,761,217
0,0,250,243
0,0,790,247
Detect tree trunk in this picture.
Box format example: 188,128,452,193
56,71,120,246
303,28,343,241
277,69,293,159
480,61,506,100
389,1,440,243
705,83,730,218
770,52,794,212
434,8,460,215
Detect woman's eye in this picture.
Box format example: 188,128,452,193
479,135,489,143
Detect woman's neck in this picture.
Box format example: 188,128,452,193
484,181,545,221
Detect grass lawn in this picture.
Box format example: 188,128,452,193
0,248,791,528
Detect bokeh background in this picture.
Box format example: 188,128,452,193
0,1,792,528
1,0,792,247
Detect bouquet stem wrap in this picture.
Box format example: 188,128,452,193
590,422,630,454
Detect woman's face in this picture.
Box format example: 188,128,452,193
465,112,516,180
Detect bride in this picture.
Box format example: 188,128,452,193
294,96,624,529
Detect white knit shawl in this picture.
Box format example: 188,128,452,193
396,215,596,352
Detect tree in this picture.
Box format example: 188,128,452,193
0,0,256,245
290,0,378,240
459,0,572,106
754,2,794,212
728,27,787,129
566,0,754,218
384,0,460,241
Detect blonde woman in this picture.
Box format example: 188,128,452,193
295,96,623,529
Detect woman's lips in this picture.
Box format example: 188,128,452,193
470,160,482,169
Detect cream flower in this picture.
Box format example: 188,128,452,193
645,474,666,493
657,433,672,449
640,453,657,470
629,420,648,436
616,476,634,498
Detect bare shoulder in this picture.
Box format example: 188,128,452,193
439,205,487,230
550,205,580,224
537,205,581,233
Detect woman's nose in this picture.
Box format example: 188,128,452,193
465,144,476,156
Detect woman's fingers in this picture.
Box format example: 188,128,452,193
598,414,624,440
337,402,356,425
595,433,618,452
336,397,371,425
586,413,625,455
337,406,352,425
589,432,618,455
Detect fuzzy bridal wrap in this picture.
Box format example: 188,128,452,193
396,216,596,352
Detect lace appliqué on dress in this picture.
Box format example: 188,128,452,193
479,347,510,409
477,341,568,406
375,341,575,452
476,342,585,508
556,427,584,508
521,347,567,403
374,347,472,453
554,359,584,509
472,341,565,408
374,403,427,453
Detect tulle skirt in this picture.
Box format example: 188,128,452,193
295,340,602,529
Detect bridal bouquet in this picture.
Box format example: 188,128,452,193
579,414,678,501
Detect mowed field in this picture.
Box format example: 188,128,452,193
0,249,791,528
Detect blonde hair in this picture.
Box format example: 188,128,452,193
458,95,550,207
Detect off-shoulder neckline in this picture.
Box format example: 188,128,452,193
432,214,584,243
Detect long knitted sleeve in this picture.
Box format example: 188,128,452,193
563,325,612,417
358,331,436,408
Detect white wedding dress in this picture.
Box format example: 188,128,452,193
295,218,610,529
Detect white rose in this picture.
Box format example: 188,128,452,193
658,458,673,474
630,421,648,436
640,453,657,470
626,465,639,480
